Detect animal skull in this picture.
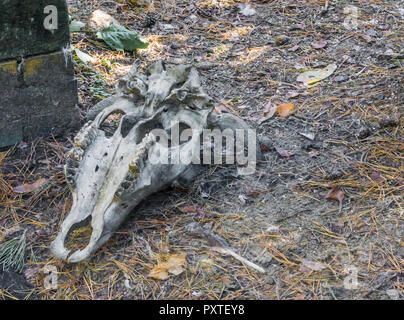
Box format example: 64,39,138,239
51,61,258,262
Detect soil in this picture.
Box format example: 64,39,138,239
0,0,403,300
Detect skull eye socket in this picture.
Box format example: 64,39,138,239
100,110,125,137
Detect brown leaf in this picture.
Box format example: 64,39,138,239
277,103,294,118
275,146,293,158
148,254,187,280
325,187,344,208
148,266,169,280
262,99,278,119
13,178,47,194
300,259,326,274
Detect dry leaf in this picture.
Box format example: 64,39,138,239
275,146,293,158
148,266,169,280
297,63,337,86
13,178,47,194
148,254,187,280
262,99,278,119
300,259,326,274
277,103,294,118
325,187,344,210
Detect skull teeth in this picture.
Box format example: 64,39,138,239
73,121,97,149
68,147,84,161
128,133,155,177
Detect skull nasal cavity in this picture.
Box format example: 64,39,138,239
100,110,125,137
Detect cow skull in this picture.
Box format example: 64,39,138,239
51,61,258,262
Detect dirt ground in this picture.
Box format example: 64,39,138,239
0,0,403,300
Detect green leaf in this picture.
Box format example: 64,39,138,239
96,23,149,51
69,19,86,33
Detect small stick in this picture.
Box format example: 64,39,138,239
211,246,266,274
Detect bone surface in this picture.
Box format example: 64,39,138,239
51,61,257,262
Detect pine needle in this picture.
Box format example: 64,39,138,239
0,232,26,273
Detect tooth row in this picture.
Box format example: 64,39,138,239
65,121,98,186
128,133,155,177
73,121,98,149
114,133,156,201
68,147,84,161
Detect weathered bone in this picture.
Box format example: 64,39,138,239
51,61,258,262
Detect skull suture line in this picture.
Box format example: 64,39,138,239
51,61,259,262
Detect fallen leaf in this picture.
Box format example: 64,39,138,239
262,99,278,119
72,45,97,64
311,40,328,49
13,178,47,194
148,266,169,280
325,187,344,209
300,259,326,274
277,103,294,118
297,63,337,86
97,23,149,51
148,254,187,280
275,146,293,158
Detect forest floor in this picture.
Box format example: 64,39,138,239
0,0,403,300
